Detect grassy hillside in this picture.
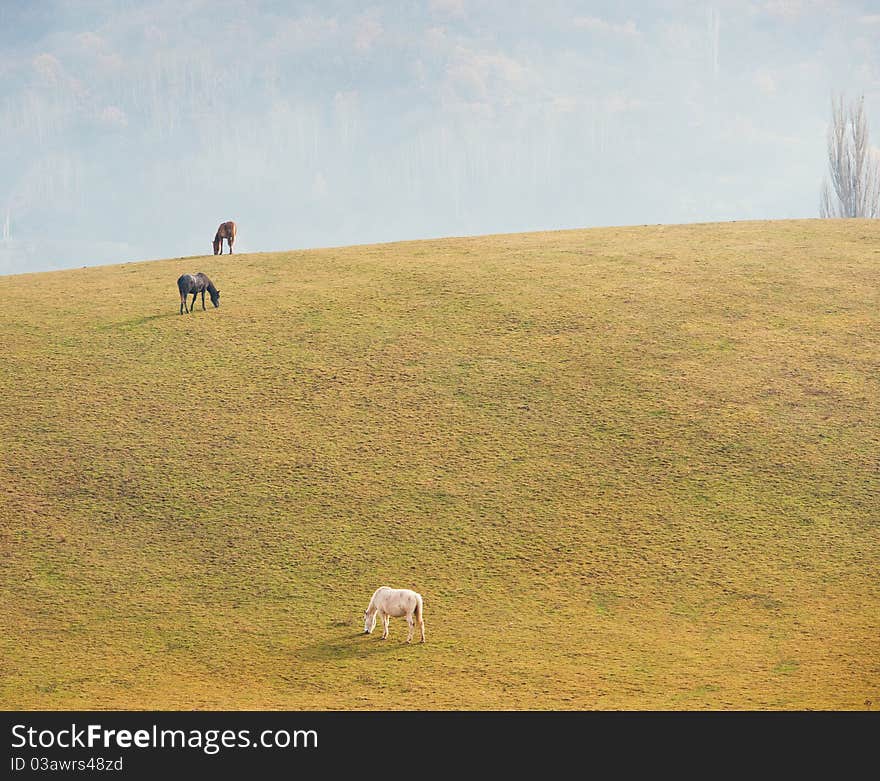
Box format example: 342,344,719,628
0,219,877,710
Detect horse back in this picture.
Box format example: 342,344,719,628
375,586,421,616
216,221,236,240
193,272,213,291
178,273,211,293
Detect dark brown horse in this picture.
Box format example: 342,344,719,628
213,221,236,255
178,272,220,314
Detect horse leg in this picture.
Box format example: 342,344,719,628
201,290,206,310
405,614,414,643
381,613,390,640
190,292,197,312
229,237,233,254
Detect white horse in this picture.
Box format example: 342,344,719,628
363,586,425,643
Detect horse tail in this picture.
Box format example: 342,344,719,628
414,594,425,642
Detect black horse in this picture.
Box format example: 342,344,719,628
178,272,220,314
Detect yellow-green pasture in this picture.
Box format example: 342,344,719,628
0,219,877,709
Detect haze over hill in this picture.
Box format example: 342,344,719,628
3,1,880,274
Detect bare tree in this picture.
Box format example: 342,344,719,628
820,94,880,218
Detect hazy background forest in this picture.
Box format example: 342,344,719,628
2,0,879,274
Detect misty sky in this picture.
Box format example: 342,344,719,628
1,0,879,274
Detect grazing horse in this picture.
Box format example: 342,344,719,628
213,221,236,255
363,586,425,643
177,272,220,314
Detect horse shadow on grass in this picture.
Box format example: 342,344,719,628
298,624,417,663
99,312,176,331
